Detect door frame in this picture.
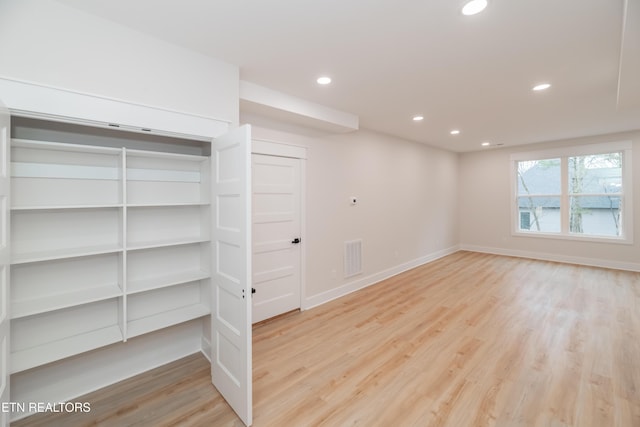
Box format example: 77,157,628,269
0,98,11,427
251,139,307,313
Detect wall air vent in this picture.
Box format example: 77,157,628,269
344,239,363,278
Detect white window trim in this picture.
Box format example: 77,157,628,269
510,141,633,244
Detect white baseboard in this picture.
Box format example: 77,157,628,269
460,244,640,272
303,245,460,310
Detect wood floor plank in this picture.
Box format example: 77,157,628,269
13,252,640,426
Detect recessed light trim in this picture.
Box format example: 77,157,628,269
317,76,332,85
481,142,491,147
462,0,488,16
412,115,424,121
450,130,460,135
532,83,551,91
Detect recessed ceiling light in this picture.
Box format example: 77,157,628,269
412,115,424,121
462,0,488,16
481,142,491,147
317,76,332,85
450,130,460,135
532,83,551,91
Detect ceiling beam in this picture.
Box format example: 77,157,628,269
239,81,359,133
617,0,640,110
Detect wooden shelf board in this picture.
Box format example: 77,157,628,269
12,203,208,210
126,304,210,339
11,204,123,211
126,202,209,208
11,138,123,154
11,245,123,265
125,149,208,161
126,237,209,252
11,285,123,319
127,271,210,295
10,325,123,374
11,161,120,180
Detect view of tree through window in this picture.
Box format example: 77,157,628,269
517,158,561,232
568,153,622,236
515,147,628,240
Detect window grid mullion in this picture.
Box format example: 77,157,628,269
560,156,569,234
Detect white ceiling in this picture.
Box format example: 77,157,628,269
57,0,640,152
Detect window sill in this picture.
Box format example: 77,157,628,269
512,230,633,245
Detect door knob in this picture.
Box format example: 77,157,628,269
291,238,301,244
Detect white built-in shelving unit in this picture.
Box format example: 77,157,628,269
9,138,212,373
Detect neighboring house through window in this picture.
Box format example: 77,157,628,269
511,141,633,243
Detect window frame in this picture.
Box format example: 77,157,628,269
510,141,633,244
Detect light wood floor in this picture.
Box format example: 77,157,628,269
14,251,640,426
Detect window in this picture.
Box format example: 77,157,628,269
519,212,531,230
516,158,561,233
512,142,633,243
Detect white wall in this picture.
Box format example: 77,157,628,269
459,131,640,271
249,123,460,307
0,0,238,124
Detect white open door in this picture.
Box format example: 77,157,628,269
211,125,252,426
0,99,10,427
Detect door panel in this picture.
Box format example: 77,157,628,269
211,125,252,426
0,99,10,427
252,154,301,323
